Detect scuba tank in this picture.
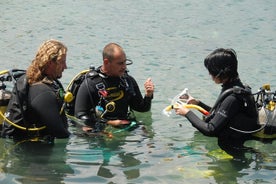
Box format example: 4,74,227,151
253,84,276,139
0,81,12,125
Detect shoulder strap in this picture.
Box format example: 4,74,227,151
13,74,30,129
210,86,251,112
84,68,104,108
121,71,136,96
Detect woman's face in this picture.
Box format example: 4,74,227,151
211,74,223,84
211,74,230,84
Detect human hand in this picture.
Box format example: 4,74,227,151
82,126,93,132
186,96,199,105
174,105,190,116
179,93,199,105
144,78,154,97
107,119,130,126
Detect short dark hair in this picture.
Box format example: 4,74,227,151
102,43,123,61
204,48,239,80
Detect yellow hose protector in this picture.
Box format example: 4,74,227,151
164,103,209,116
66,69,90,91
0,70,9,75
63,69,90,104
0,110,46,131
0,106,7,124
253,129,276,139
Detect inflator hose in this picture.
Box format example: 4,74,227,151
0,110,46,131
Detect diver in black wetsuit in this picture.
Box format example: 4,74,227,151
175,48,260,156
26,78,70,139
1,39,70,142
74,43,154,132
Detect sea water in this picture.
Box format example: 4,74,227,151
0,0,275,183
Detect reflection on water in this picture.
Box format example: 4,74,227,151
0,0,275,183
61,111,154,183
67,135,142,182
0,139,73,184
0,113,275,183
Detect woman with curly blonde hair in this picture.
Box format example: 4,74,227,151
2,39,70,142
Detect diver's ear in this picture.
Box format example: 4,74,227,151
103,58,109,65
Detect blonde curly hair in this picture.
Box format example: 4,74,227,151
26,39,67,84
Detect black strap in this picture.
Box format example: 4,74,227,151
210,86,251,113
11,72,30,132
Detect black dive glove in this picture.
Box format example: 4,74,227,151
79,115,106,132
79,115,91,126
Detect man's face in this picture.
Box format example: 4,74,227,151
54,54,67,79
106,49,127,77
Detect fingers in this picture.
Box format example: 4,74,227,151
145,78,153,87
108,120,130,126
82,126,93,132
144,78,154,97
175,109,182,115
174,106,189,116
174,108,182,115
120,120,130,124
146,78,152,82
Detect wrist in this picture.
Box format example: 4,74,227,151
194,100,200,105
184,110,191,117
145,94,153,99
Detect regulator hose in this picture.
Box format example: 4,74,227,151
0,110,46,131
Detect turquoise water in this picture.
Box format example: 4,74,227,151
1,0,275,183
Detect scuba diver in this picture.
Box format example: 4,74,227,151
174,48,261,156
74,43,154,132
1,39,70,143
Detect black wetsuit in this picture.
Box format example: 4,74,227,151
74,67,152,128
27,79,70,139
1,76,70,141
185,79,259,155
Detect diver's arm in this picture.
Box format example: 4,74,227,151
185,111,218,136
129,76,152,112
74,80,99,127
185,95,241,136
